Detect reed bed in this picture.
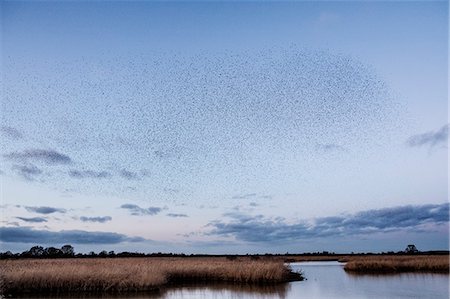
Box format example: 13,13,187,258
343,255,449,274
0,257,301,296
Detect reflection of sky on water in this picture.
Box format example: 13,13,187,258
288,262,449,299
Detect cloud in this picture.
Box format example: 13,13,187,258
120,204,162,216
4,149,72,165
69,169,111,179
232,193,257,200
16,217,47,223
80,216,112,223
406,124,448,148
25,206,66,214
315,143,347,152
231,193,272,200
166,213,188,218
11,164,43,180
0,227,145,244
207,203,449,243
119,169,139,180
0,126,23,139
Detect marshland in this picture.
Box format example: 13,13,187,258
1,253,448,298
342,255,449,273
0,256,301,296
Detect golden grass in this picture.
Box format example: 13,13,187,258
343,255,449,274
0,257,301,295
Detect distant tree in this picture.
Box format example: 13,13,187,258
3,251,13,257
99,250,108,257
108,251,116,257
405,244,419,254
29,246,45,257
61,245,75,256
45,247,62,257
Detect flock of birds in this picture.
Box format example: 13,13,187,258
2,48,398,202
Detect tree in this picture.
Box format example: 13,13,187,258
61,245,75,256
29,246,45,257
45,247,62,257
405,244,419,254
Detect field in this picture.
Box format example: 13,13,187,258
0,257,301,296
342,255,449,273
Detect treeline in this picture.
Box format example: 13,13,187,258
1,245,448,260
0,245,192,259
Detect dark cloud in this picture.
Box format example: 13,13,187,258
25,206,66,214
120,204,162,216
80,216,112,223
166,213,188,218
406,124,448,148
16,217,47,223
0,126,23,139
207,203,449,243
11,164,43,180
4,149,72,165
0,226,145,244
69,169,111,179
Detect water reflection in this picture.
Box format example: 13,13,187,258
162,283,289,299
288,261,449,299
15,283,289,299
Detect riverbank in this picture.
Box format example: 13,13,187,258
343,255,449,274
0,257,302,296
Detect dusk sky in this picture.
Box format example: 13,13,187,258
1,1,448,254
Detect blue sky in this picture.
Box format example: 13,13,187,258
0,1,448,254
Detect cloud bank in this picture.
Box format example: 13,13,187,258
207,203,449,243
0,227,145,244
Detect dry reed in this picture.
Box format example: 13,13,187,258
0,257,301,296
343,255,449,273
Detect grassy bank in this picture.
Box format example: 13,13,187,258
343,255,449,274
0,257,302,296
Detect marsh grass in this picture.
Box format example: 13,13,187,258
0,257,301,296
343,255,449,274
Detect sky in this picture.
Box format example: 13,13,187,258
0,1,448,254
